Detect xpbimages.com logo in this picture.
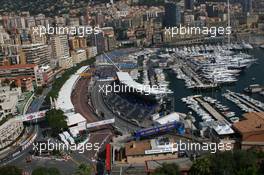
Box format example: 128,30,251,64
32,140,100,154
150,141,233,154
164,25,232,37
32,24,102,37
98,82,167,95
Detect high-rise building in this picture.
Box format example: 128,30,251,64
207,4,218,17
69,37,80,50
86,46,97,58
25,16,36,28
242,0,253,14
5,16,26,30
0,45,26,65
96,13,105,27
0,118,24,149
21,78,34,92
185,0,194,10
50,35,70,60
35,14,46,26
102,27,116,51
36,65,54,86
87,32,105,53
50,35,72,68
164,3,181,27
71,49,87,64
78,37,87,48
68,18,80,26
0,85,22,119
22,43,50,66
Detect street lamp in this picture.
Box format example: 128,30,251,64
187,111,193,142
187,111,196,160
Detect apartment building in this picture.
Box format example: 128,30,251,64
22,43,50,66
0,118,24,149
50,35,73,69
0,86,22,120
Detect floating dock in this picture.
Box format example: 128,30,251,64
227,90,263,112
195,97,230,124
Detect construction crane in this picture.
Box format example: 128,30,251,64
77,68,96,78
77,52,119,79
103,52,121,72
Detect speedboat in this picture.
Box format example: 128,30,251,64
230,117,239,123
242,42,253,49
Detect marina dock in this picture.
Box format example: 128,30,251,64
195,97,229,124
227,91,263,112
172,54,217,89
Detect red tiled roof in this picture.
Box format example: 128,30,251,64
233,112,264,133
0,64,37,69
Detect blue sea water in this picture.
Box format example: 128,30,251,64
165,48,264,121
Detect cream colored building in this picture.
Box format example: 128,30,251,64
114,137,178,164
0,86,21,120
71,49,87,64
50,35,72,68
58,56,73,69
22,43,50,66
86,46,97,58
0,118,24,149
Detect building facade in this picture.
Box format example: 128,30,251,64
0,118,24,149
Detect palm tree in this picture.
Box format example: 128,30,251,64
75,164,92,175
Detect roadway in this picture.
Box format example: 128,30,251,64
3,86,79,174
14,73,115,174
10,145,77,175
71,76,114,173
71,77,99,123
2,75,114,174
0,86,53,166
27,86,51,113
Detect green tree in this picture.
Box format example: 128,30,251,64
258,160,264,175
45,57,95,103
10,81,17,89
1,79,10,86
32,167,60,175
75,164,92,175
210,151,235,175
45,109,68,136
190,150,260,175
190,156,211,175
153,163,180,175
0,165,22,175
233,150,258,175
35,86,44,95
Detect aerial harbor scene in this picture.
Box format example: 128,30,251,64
0,0,263,175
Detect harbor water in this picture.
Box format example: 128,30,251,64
165,48,264,121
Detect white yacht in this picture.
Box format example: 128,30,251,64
242,41,253,49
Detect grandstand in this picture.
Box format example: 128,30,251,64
116,71,171,97
134,121,185,140
103,92,158,122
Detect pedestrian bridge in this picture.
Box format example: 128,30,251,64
16,110,47,122
16,111,115,129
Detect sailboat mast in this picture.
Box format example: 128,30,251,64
227,0,231,48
